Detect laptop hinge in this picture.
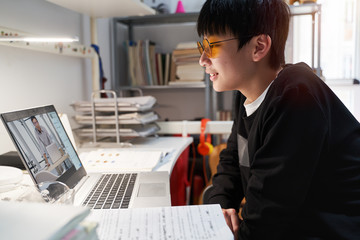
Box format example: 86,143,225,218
73,175,89,193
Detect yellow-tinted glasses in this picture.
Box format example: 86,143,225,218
197,37,239,58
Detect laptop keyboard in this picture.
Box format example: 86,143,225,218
82,173,137,209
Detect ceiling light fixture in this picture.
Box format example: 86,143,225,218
0,36,79,42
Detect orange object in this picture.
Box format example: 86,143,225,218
197,119,214,156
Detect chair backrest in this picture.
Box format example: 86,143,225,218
35,170,58,183
199,143,227,204
203,143,246,220
208,143,227,185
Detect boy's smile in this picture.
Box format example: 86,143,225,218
199,34,253,93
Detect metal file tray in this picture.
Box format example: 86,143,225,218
74,112,159,125
74,123,160,138
72,90,159,144
71,96,156,112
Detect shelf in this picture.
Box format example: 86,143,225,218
113,12,199,26
112,13,202,89
113,12,200,45
112,4,321,27
46,0,155,18
289,3,321,16
119,84,206,90
0,27,95,58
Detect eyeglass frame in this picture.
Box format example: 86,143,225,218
197,37,239,58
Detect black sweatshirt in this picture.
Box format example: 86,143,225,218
204,63,360,239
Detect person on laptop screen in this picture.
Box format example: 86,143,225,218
31,116,63,174
197,0,360,239
6,112,75,181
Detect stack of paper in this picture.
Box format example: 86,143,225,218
79,149,170,172
74,112,159,125
0,201,98,240
71,96,157,113
87,204,233,240
74,123,160,138
71,95,160,143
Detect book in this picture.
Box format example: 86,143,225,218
149,41,158,85
144,40,153,85
156,53,163,85
168,80,205,86
61,221,98,240
169,41,204,85
135,40,146,86
126,40,137,86
0,201,96,240
175,41,198,49
169,53,177,83
176,63,204,81
172,48,199,57
163,53,171,85
140,40,150,85
126,40,164,86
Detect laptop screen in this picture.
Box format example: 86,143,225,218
1,105,87,189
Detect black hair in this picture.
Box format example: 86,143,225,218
197,0,290,69
30,116,37,122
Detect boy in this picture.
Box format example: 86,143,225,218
197,0,360,239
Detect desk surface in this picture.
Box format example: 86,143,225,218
78,136,193,174
0,137,193,203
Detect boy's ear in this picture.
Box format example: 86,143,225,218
252,34,272,62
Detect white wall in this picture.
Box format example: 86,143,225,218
169,0,205,13
96,18,112,90
143,0,205,13
0,0,92,154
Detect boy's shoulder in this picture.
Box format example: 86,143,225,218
276,62,320,86
281,62,314,76
270,62,327,98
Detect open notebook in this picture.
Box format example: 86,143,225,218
79,148,172,172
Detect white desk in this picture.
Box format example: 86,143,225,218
78,136,193,174
128,136,193,173
0,137,193,202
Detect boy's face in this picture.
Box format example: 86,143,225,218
199,33,253,92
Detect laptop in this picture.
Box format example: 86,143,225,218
1,105,171,209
